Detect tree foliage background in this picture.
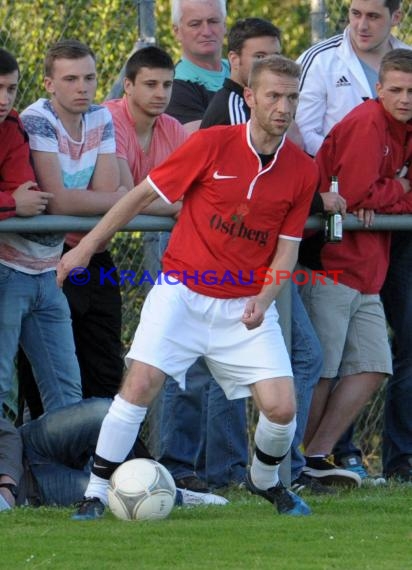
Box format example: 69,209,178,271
1,0,410,111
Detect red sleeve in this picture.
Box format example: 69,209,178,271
147,131,210,203
0,193,16,220
377,190,412,213
316,112,405,211
0,114,36,192
0,113,35,220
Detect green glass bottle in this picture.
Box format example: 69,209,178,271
325,176,343,243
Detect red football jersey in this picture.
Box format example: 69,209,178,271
148,122,318,298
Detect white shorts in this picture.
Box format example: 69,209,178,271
126,277,292,399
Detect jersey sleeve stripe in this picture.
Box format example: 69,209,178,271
147,174,172,204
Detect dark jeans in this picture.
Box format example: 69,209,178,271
20,398,112,506
62,247,124,398
156,359,248,488
20,398,154,506
381,231,412,474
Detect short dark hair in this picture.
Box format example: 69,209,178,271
379,48,412,82
44,39,95,76
0,48,19,77
249,55,300,89
228,18,281,53
125,46,174,82
384,0,401,14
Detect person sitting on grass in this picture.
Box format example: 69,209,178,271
0,398,227,511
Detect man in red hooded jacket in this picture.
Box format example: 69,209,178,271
0,48,52,220
299,48,412,484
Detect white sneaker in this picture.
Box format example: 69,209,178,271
0,494,11,512
177,488,229,506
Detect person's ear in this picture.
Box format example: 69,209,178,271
173,24,180,41
243,86,255,109
376,81,384,102
124,77,132,95
44,76,54,95
391,9,402,27
228,51,240,71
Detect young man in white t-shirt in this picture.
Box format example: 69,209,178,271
0,47,81,416
21,40,128,403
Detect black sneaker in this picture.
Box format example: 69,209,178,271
71,497,105,521
291,472,337,495
245,471,311,516
174,475,210,493
303,456,361,488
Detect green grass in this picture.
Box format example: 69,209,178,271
1,484,411,570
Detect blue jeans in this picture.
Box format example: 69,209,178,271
143,232,248,488
290,283,323,481
20,398,111,506
381,231,412,474
157,359,248,487
0,264,82,413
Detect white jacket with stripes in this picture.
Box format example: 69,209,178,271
295,27,410,156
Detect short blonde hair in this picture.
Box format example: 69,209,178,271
248,55,301,89
379,49,412,83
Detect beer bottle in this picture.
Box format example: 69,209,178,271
325,176,343,243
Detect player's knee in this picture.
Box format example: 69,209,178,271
263,401,296,424
120,362,165,405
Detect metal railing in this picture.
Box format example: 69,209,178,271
2,213,411,233
2,213,405,483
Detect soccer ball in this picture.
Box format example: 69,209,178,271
108,458,176,521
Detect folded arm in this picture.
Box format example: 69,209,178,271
31,151,127,215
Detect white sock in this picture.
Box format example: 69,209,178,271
85,395,147,502
251,413,296,490
251,457,281,491
85,473,111,506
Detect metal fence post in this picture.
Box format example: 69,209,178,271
105,0,156,101
311,0,327,44
277,283,292,486
137,0,156,44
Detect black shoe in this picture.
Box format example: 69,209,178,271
173,475,210,493
71,497,105,521
291,472,337,495
303,456,361,488
245,471,311,516
386,457,412,483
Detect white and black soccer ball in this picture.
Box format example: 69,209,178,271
108,458,176,521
